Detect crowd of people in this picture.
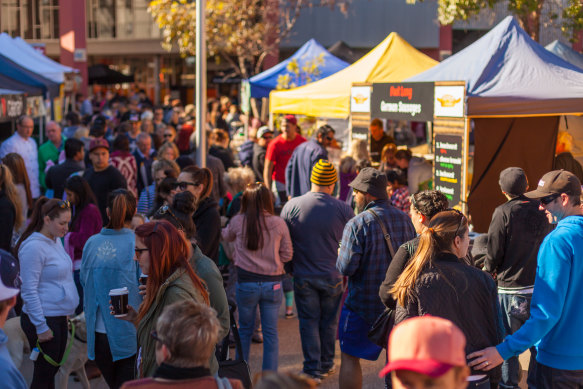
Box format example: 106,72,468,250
0,89,582,389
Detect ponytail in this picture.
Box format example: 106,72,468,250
106,189,137,230
182,166,214,205
0,164,24,231
390,210,468,307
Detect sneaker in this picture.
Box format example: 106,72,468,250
285,311,296,319
320,364,336,378
299,371,322,385
252,332,263,343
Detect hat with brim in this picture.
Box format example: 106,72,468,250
89,138,110,153
379,359,454,379
524,169,582,200
349,167,388,200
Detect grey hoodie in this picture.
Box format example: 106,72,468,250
19,232,79,333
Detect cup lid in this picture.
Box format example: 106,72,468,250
109,287,129,295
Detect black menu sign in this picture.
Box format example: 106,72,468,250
371,82,434,122
434,133,463,206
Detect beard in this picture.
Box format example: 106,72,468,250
355,197,366,214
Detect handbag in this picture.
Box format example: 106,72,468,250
366,209,397,348
218,301,253,389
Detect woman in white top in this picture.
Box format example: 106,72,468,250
16,197,79,389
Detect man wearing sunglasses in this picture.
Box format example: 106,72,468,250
285,124,336,198
468,170,583,388
483,167,551,389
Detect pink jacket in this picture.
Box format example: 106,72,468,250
222,213,292,276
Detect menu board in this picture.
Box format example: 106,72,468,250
371,82,434,122
434,133,463,206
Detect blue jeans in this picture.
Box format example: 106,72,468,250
236,280,283,371
499,292,538,389
294,277,343,375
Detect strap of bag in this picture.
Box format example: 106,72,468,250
216,376,233,389
367,209,396,257
36,320,75,367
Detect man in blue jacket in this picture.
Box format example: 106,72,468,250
285,124,335,198
468,169,583,388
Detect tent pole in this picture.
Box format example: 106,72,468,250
462,117,470,216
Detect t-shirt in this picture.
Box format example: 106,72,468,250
370,133,395,163
84,165,127,225
265,134,306,183
280,191,354,278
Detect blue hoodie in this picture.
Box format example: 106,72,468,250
497,215,583,370
80,228,140,361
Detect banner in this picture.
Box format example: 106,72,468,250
371,82,434,121
0,94,25,122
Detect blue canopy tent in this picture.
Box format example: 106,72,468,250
0,54,59,97
247,39,349,98
545,40,583,71
407,16,583,231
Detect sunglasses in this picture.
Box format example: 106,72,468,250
175,181,199,191
47,199,71,214
326,136,334,141
163,134,173,138
540,193,560,205
156,205,184,231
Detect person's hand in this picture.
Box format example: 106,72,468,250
467,347,504,371
37,329,54,343
109,299,138,322
138,284,147,297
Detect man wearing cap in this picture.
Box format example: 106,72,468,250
336,167,415,389
483,167,551,389
285,125,336,198
263,115,306,204
281,160,354,382
0,250,27,389
252,126,274,182
84,138,127,225
380,316,470,389
0,115,40,198
469,170,583,387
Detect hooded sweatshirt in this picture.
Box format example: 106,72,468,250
19,232,79,334
497,215,583,370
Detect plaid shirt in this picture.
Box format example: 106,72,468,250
390,187,411,215
337,199,415,323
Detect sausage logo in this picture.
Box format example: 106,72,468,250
436,94,461,107
352,94,368,104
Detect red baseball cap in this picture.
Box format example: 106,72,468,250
379,316,467,379
284,114,297,126
89,138,110,152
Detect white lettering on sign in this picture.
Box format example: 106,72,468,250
380,100,422,117
436,141,458,150
436,185,455,195
435,156,462,165
7,99,23,117
436,170,456,179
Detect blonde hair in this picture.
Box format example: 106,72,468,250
348,139,369,161
0,164,24,231
225,166,255,194
380,143,397,162
390,210,468,307
158,141,179,160
155,300,219,368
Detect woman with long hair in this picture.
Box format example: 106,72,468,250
16,198,79,389
137,158,180,215
0,163,23,251
2,153,32,232
390,210,504,389
81,189,140,388
379,190,449,309
175,166,221,263
64,175,102,313
113,220,209,378
222,183,293,371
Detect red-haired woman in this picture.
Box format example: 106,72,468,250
113,220,210,378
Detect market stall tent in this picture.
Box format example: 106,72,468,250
269,33,438,119
0,54,59,96
247,39,348,99
0,33,73,84
407,16,583,231
545,40,583,71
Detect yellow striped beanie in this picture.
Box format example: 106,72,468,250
311,159,338,186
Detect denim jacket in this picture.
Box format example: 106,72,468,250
80,228,140,361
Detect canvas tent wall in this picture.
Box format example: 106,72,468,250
545,40,583,71
269,32,438,119
408,16,583,232
247,39,348,99
0,33,73,84
0,54,59,96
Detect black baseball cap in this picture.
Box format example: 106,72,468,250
349,167,388,200
499,167,527,196
524,170,582,199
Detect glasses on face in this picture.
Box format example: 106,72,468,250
262,135,273,140
326,136,334,141
135,247,148,257
150,330,164,345
156,205,184,231
163,133,173,138
175,181,199,191
540,193,560,206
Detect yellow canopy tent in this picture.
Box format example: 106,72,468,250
269,32,438,119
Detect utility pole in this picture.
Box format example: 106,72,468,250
195,0,207,167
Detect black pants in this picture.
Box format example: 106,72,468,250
21,313,68,389
94,332,136,389
537,363,583,389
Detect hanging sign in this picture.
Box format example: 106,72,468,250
371,82,434,121
434,85,465,118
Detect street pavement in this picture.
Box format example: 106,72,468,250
18,304,529,388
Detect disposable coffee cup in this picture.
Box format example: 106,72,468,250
109,287,129,317
139,273,148,286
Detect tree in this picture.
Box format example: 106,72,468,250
148,0,347,79
434,0,583,42
275,53,326,89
